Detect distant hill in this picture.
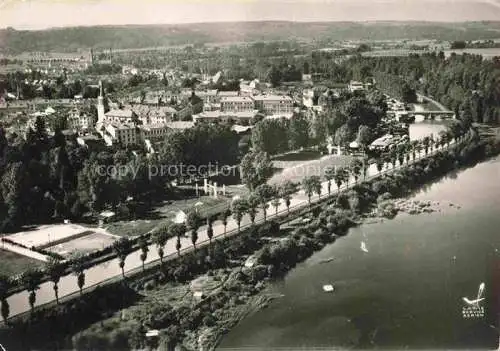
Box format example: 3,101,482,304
1,21,500,54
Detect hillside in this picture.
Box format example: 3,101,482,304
1,21,500,54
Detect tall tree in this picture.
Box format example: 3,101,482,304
279,180,297,213
271,185,282,215
231,198,248,232
246,194,259,225
138,235,149,271
0,274,11,323
219,210,230,236
206,216,214,244
324,166,335,195
70,254,86,296
175,235,182,257
254,183,273,221
334,167,348,191
186,210,201,250
350,158,363,184
153,226,169,265
240,151,273,190
44,257,65,304
20,269,42,314
302,175,321,205
113,237,133,278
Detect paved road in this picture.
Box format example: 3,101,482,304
4,143,450,320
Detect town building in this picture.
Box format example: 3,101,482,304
165,121,195,130
218,91,239,98
104,109,137,124
102,123,139,146
77,135,106,150
193,111,222,124
220,96,254,113
131,105,177,125
68,108,93,131
348,80,365,93
253,95,294,117
195,90,219,104
193,110,259,124
348,80,373,93
140,124,170,141
303,89,315,108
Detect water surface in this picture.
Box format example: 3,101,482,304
219,154,500,350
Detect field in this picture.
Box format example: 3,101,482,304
46,232,119,258
0,249,43,276
270,151,353,185
105,196,231,237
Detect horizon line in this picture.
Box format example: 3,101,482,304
3,19,500,31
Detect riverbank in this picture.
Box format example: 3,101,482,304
2,127,499,351
207,130,500,350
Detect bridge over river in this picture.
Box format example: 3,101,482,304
389,109,455,122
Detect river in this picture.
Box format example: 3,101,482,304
218,139,500,349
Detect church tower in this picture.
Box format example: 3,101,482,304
97,80,105,124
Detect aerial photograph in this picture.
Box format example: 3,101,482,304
0,0,499,350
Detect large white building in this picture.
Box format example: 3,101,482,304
103,123,139,146
140,124,170,141
193,110,258,124
253,95,294,117
220,96,255,113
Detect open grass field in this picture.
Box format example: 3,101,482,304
270,151,353,186
0,249,43,276
106,195,231,237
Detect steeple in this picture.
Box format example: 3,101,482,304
97,80,105,124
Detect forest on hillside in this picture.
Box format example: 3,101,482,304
1,21,500,53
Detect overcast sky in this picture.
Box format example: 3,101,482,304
1,0,500,30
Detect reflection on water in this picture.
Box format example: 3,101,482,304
219,155,500,350
409,122,447,141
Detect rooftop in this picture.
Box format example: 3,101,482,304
140,123,170,130
195,111,221,119
218,91,239,97
220,96,253,103
253,95,293,102
195,89,218,97
166,121,195,130
107,122,137,130
105,109,134,118
221,110,259,118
